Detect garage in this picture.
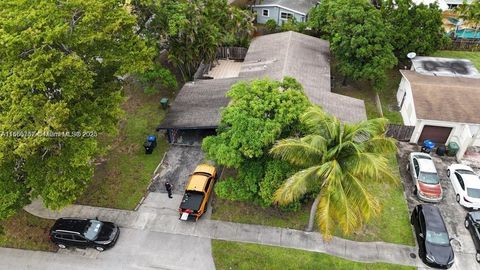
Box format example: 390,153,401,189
418,125,452,145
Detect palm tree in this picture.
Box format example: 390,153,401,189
270,106,398,239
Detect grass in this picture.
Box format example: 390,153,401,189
0,211,56,251
332,69,403,124
76,81,173,210
212,155,415,246
212,240,415,270
211,197,311,230
432,50,480,69
334,154,415,246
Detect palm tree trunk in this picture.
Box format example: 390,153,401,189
306,195,321,232
374,92,384,117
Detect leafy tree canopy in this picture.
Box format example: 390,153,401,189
0,0,153,218
132,0,255,80
202,77,310,168
381,0,447,61
309,0,397,89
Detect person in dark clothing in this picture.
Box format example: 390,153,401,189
165,181,173,199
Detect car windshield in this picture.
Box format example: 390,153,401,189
467,188,480,199
426,230,450,246
419,172,439,184
84,220,103,241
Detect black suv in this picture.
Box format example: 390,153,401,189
49,218,120,251
411,204,454,269
465,211,480,262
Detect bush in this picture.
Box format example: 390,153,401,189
138,64,177,94
265,19,278,33
259,159,296,206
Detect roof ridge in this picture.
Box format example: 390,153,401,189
281,31,294,79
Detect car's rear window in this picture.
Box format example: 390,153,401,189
419,172,439,184
426,230,449,246
467,188,480,199
84,220,103,241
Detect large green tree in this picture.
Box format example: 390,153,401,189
381,0,446,61
330,0,397,89
0,0,153,218
203,78,310,206
132,0,254,80
270,106,397,239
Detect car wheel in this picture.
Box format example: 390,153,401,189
456,194,461,203
95,246,105,252
465,219,470,228
407,163,410,171
447,169,450,177
57,244,66,249
413,187,418,195
476,252,480,263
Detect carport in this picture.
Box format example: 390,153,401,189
157,78,240,144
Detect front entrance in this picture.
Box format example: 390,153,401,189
418,125,453,145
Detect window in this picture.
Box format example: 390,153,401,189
262,9,269,17
55,233,73,240
204,178,212,192
456,172,465,190
413,159,420,176
72,235,87,242
280,12,293,20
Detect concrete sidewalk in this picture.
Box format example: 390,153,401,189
25,196,421,268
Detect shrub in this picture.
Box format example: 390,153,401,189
265,19,278,33
139,64,177,94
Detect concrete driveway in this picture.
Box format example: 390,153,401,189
397,142,480,270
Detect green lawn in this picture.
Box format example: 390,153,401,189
76,81,172,209
211,197,311,230
212,240,415,270
432,50,480,69
334,155,414,246
0,211,56,251
212,154,415,246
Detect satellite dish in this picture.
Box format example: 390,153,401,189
407,52,416,59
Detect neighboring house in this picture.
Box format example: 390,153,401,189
412,0,473,10
251,0,319,25
396,56,480,160
159,31,367,143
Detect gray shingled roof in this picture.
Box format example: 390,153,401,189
240,31,367,122
159,31,367,129
158,78,239,129
253,0,319,15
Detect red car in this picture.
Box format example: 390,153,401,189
408,152,442,202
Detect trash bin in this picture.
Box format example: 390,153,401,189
447,141,459,157
143,135,157,154
160,98,169,109
436,145,446,156
421,140,436,153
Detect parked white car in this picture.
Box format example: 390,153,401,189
447,164,480,209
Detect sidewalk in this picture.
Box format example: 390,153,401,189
24,194,421,268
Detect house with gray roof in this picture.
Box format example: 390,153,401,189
158,31,367,143
252,0,319,25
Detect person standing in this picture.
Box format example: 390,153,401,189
165,181,173,199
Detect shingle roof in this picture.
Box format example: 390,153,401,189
253,0,319,15
401,70,480,124
159,31,367,129
158,78,239,129
240,31,366,122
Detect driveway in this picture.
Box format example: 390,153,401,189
149,145,205,194
397,142,480,270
